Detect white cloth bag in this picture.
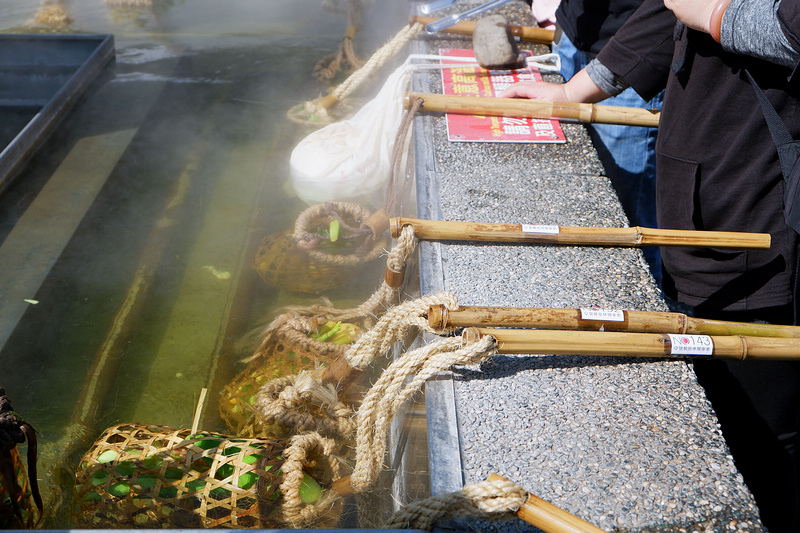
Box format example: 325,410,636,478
289,53,559,206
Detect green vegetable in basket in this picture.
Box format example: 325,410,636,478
299,472,322,504
309,321,360,344
329,219,340,242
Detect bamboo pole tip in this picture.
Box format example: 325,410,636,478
320,355,357,388
487,472,508,483
462,327,482,344
427,304,447,331
404,92,424,108
385,264,406,289
330,476,356,497
363,209,390,239
316,91,340,111
389,217,403,238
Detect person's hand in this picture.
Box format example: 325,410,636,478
499,70,610,104
663,0,719,33
499,81,569,101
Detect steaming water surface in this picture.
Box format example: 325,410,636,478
0,1,414,527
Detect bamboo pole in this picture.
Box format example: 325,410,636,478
429,305,800,338
463,327,800,361
405,92,661,128
391,217,771,250
410,15,555,44
487,474,607,533
333,473,607,533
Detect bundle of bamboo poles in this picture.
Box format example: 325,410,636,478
425,302,800,361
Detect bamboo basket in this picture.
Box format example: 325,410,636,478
219,316,359,438
0,448,39,529
73,424,343,529
254,232,351,294
255,203,387,294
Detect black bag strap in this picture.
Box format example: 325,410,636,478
744,68,800,233
744,68,800,323
744,68,800,179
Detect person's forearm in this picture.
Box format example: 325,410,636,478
585,59,630,98
721,0,798,67
666,0,798,66
561,69,612,103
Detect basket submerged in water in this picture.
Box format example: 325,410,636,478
255,232,351,294
0,447,39,529
73,424,342,529
220,317,358,438
255,202,387,294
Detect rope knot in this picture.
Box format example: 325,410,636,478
383,478,528,530
253,372,357,440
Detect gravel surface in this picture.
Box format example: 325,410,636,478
410,1,764,531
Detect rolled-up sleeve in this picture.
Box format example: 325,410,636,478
595,0,676,101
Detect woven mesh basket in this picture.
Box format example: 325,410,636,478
220,318,353,438
0,448,39,529
255,232,353,294
255,203,387,294
73,424,342,529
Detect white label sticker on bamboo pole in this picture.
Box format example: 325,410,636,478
668,334,713,356
580,308,625,322
521,224,559,234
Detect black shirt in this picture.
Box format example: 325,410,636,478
556,0,644,59
598,0,800,311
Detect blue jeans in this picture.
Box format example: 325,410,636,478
555,33,664,286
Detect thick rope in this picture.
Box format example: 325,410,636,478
344,290,460,371
249,290,460,439
332,22,423,102
278,432,344,529
292,202,385,266
349,334,498,491
383,478,527,530
314,0,365,82
288,22,423,125
252,372,356,440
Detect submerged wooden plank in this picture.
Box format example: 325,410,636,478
129,142,269,426
0,128,137,352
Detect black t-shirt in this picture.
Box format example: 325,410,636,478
597,0,800,311
555,0,644,58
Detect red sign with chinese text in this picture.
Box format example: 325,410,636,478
440,48,566,143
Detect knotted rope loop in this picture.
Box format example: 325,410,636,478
288,21,423,125
292,202,386,266
314,0,365,82
278,432,346,529
344,291,460,371
383,478,527,530
243,311,347,366
332,22,423,103
252,372,357,441
350,333,498,491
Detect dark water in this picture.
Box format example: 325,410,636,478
0,0,418,528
